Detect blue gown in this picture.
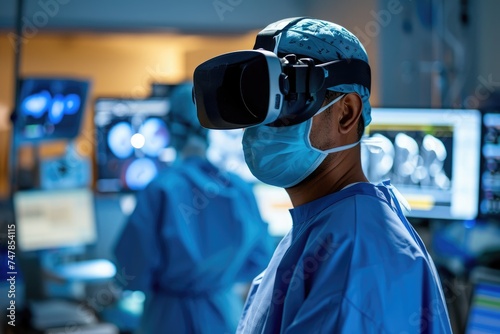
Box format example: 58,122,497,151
114,156,274,334
237,181,453,334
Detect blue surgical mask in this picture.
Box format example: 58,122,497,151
242,94,360,188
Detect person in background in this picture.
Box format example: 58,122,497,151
231,18,453,333
114,82,274,334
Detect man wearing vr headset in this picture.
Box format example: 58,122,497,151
194,17,452,333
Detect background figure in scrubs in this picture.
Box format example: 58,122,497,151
114,82,274,334
236,18,453,333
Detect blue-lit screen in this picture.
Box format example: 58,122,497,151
479,112,500,216
94,98,174,192
16,78,90,142
363,108,481,220
466,282,500,334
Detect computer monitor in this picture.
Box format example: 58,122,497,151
363,108,482,220
13,188,97,252
94,98,175,192
479,111,500,217
465,267,500,334
15,78,90,143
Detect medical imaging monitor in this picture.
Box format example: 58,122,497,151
94,98,174,192
13,188,97,252
479,111,500,217
363,108,481,221
15,78,90,143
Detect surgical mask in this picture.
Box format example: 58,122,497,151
242,94,360,188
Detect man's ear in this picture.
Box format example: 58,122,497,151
338,93,363,135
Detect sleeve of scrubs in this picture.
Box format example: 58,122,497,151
113,182,165,292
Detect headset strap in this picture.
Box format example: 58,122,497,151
253,17,307,52
283,58,371,95
320,59,371,93
254,17,371,93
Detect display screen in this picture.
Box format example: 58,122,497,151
13,188,97,251
363,108,481,220
479,112,500,217
15,78,90,142
94,98,175,192
466,281,500,334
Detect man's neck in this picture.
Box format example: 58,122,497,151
285,152,369,207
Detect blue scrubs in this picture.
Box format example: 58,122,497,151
237,181,452,334
114,157,274,334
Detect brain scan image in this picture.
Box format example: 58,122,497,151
21,91,83,124
364,133,395,182
125,158,158,190
364,129,452,190
94,98,172,192
139,118,170,157
108,122,134,159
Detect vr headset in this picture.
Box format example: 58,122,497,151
193,17,371,129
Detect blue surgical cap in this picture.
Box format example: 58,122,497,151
169,82,208,151
276,18,372,126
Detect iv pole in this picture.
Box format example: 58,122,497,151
9,0,25,198
9,0,46,301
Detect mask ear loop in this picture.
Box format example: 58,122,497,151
314,93,345,116
308,93,362,154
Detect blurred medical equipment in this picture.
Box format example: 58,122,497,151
11,187,118,333
14,78,90,143
94,98,176,192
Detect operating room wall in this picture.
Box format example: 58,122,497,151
0,0,307,33
377,0,500,109
475,0,500,107
306,0,500,110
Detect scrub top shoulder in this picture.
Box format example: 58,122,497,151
237,181,452,334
